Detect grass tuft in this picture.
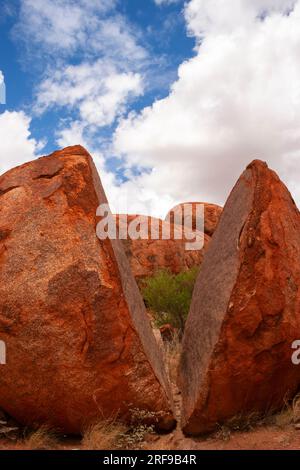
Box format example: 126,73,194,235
82,419,127,450
22,426,58,450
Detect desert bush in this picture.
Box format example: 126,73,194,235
122,408,157,449
142,268,199,332
82,410,161,450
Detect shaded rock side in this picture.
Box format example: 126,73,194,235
180,160,300,435
0,145,175,434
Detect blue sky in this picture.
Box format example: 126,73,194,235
1,0,300,217
0,0,192,154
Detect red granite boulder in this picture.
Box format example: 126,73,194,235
0,145,175,434
166,202,222,237
115,215,210,281
180,160,300,435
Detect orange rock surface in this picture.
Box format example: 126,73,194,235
115,215,210,281
180,160,300,435
166,202,222,237
0,145,175,434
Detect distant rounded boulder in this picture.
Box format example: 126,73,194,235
115,214,210,281
166,202,222,237
180,160,300,436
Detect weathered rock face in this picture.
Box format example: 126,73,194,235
166,202,222,237
180,160,300,436
0,145,175,434
115,215,210,281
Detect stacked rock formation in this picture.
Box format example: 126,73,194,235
0,146,175,434
115,215,210,281
180,160,300,435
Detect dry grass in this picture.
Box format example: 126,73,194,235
215,394,300,441
82,420,127,450
272,394,300,428
82,412,157,451
291,393,300,423
22,426,58,450
215,412,263,441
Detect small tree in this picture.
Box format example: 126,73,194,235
142,267,199,333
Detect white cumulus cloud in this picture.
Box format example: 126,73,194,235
36,60,143,128
113,0,300,210
14,0,146,62
185,0,296,37
0,111,41,175
14,0,147,163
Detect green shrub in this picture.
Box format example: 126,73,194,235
142,267,199,332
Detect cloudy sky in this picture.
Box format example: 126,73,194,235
1,0,300,217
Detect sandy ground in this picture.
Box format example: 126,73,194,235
144,387,300,451
1,343,299,451
1,387,300,451
1,422,300,451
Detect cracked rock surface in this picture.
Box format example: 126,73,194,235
0,145,175,434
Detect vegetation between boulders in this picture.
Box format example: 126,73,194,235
142,267,199,333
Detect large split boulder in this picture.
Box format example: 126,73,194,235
166,202,222,237
180,160,300,435
115,215,210,281
0,145,175,434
